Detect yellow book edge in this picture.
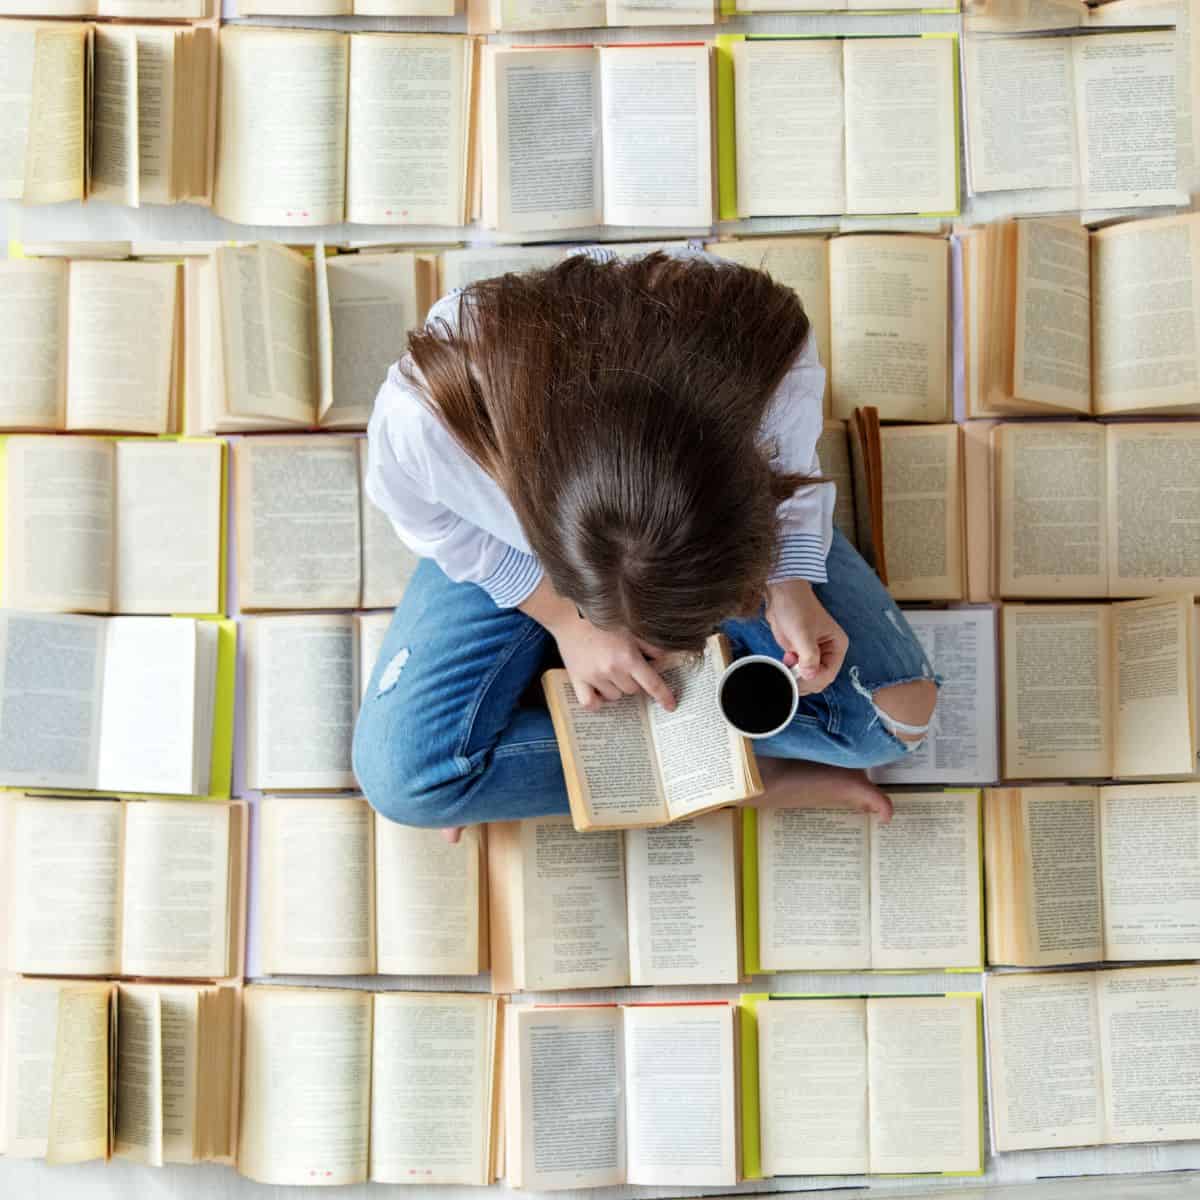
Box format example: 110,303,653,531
721,1,958,15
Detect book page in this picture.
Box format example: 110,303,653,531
114,987,163,1166
371,993,494,1185
90,27,138,207
1074,31,1179,208
756,807,870,971
9,798,121,976
1102,785,1200,960
623,1005,736,1187
23,25,86,205
732,40,844,217
157,986,201,1164
512,1006,624,1191
235,437,361,610
1108,424,1200,594
1097,965,1200,1144
624,811,739,986
987,970,1104,1151
963,35,1077,192
238,987,372,1186
1093,215,1200,414
259,796,373,976
757,998,869,1176
346,35,468,226
214,28,348,226
1020,787,1105,965
2,979,67,1158
46,985,111,1165
65,262,176,435
518,816,629,990
0,26,37,201
996,422,1108,597
829,235,950,422
246,616,357,790
1003,604,1112,778
870,792,981,971
359,441,421,610
842,38,958,214
598,43,711,227
114,440,222,616
496,0,605,28
128,28,175,206
0,613,105,789
375,821,482,976
490,47,601,233
0,259,67,429
4,436,113,613
878,425,962,600
1113,595,1194,778
120,802,230,979
1012,219,1092,411
867,995,980,1174
818,421,857,543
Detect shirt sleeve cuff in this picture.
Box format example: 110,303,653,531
478,545,545,608
768,532,829,585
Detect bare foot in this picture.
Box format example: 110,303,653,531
754,758,893,823
440,826,464,844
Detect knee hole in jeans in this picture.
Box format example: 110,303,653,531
849,670,938,750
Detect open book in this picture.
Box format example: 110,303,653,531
1002,596,1197,779
214,28,475,227
723,36,959,217
746,792,982,973
543,635,762,831
0,976,240,1165
993,421,1200,598
256,796,486,976
0,0,210,16
186,244,435,433
965,216,1200,417
709,235,952,422
4,437,223,616
986,783,1200,965
0,258,179,433
747,993,981,1177
963,30,1179,207
506,1001,739,1190
238,986,501,1186
488,810,741,991
987,966,1200,1152
3,795,244,978
233,437,417,610
0,612,227,796
469,0,716,30
239,0,454,15
480,42,713,234
243,611,392,791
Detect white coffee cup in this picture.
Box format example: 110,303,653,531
717,654,800,739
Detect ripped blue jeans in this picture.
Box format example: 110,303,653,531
353,531,939,828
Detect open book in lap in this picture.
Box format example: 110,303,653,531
488,810,741,991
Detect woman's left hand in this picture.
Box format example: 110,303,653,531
765,579,847,695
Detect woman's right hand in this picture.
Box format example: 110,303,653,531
552,619,676,713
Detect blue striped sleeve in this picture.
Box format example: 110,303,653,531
768,532,829,585
478,544,545,608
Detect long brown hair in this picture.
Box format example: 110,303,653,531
405,251,815,652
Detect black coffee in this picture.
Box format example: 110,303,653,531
720,660,795,735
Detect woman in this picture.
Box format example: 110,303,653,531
354,249,938,842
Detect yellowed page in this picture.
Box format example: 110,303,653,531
1113,594,1195,778
867,995,980,1174
757,998,868,1176
259,795,373,976
2,978,71,1158
375,821,483,976
64,261,176,434
91,27,139,207
995,423,1108,598
236,0,349,14
0,258,67,429
155,985,200,1164
1002,604,1112,778
129,28,177,206
214,28,348,227
732,40,844,217
238,986,371,1186
0,25,39,200
346,35,469,226
99,0,206,18
606,0,713,23
1012,219,1091,411
370,993,495,1185
24,25,86,205
878,424,962,601
842,38,957,214
817,421,856,543
623,1004,737,1188
757,807,870,971
359,441,421,610
829,235,950,422
46,985,111,1165
1101,785,1200,961
114,987,163,1166
4,436,114,613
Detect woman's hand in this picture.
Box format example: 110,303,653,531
765,579,847,695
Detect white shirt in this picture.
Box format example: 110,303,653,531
364,248,834,608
